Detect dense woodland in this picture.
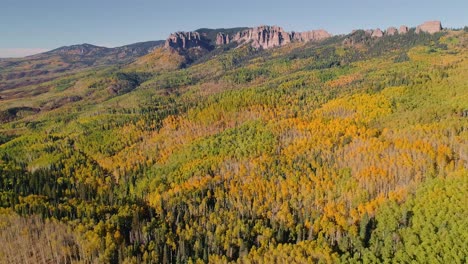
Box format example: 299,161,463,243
0,29,467,263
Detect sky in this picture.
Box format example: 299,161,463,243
0,0,467,58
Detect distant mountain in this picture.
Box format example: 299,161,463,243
0,20,445,93
45,41,164,58
0,40,164,91
45,43,108,56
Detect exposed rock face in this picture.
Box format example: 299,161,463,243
163,26,330,51
386,27,398,36
399,25,409,34
358,29,384,38
165,26,332,51
164,20,443,52
165,32,207,50
371,28,384,38
342,21,442,46
224,26,331,49
216,33,230,45
342,29,382,46
416,21,442,34
292,30,332,42
231,26,291,49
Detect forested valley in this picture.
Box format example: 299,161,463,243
0,28,467,263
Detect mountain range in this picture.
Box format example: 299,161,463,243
0,19,466,264
0,21,443,93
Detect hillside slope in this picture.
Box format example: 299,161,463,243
0,27,467,263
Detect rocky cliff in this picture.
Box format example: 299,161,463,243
164,32,211,50
216,33,230,46
386,27,398,36
371,28,384,38
292,30,332,42
213,26,331,49
166,26,331,51
399,25,409,34
344,20,442,44
165,21,443,52
230,26,292,49
416,21,443,34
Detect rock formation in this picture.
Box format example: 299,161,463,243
399,25,409,34
416,21,442,34
230,26,291,49
164,20,443,52
216,33,230,46
164,32,208,50
164,26,332,51
371,28,384,38
292,30,332,42
356,29,384,38
342,20,442,47
386,27,398,36
214,26,331,49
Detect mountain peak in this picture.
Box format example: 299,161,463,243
46,43,108,56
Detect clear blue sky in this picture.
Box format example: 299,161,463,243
1,0,467,57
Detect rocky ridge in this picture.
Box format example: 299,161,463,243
386,27,398,36
399,25,409,34
343,21,443,45
292,30,332,42
216,33,230,46
230,26,291,49
416,21,443,34
222,26,332,49
164,32,212,50
166,25,332,51
164,21,443,52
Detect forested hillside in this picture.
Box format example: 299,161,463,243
0,27,467,263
